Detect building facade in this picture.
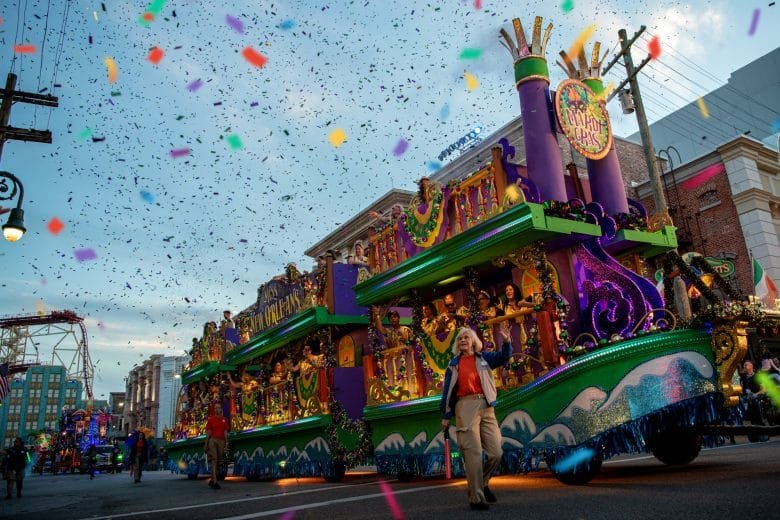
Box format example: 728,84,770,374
0,365,82,447
157,356,187,436
636,135,780,296
108,391,125,440
122,354,187,438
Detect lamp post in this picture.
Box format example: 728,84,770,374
0,170,25,242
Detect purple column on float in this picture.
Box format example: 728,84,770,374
502,17,567,202
583,77,630,215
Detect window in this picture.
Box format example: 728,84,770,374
49,373,61,382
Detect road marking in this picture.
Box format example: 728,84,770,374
215,481,465,520
78,482,371,520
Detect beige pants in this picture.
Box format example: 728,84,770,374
205,437,225,484
455,397,503,504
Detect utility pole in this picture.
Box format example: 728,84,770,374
602,27,670,225
0,72,58,162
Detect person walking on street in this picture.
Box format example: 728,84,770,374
440,327,512,511
86,445,97,480
5,437,29,499
129,431,149,483
204,405,229,489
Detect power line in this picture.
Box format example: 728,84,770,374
640,34,778,116
34,0,54,128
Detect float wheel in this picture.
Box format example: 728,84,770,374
548,453,602,485
651,429,701,465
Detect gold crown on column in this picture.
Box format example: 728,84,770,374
499,16,553,61
557,42,608,80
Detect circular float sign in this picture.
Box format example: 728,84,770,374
555,79,612,160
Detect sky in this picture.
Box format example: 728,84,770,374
0,0,778,401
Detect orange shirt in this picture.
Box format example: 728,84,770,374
456,354,483,397
206,416,229,440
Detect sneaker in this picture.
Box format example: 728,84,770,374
212,482,221,490
483,486,497,503
469,501,490,511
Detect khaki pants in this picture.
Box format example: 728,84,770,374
455,397,503,504
205,437,225,484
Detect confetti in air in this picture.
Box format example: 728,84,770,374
748,9,760,35
35,300,46,316
551,447,596,473
567,24,597,59
755,372,780,406
459,48,483,60
696,97,710,118
79,128,93,140
279,19,296,30
464,71,479,91
147,46,165,64
392,139,409,156
169,148,191,158
104,57,118,84
186,79,203,92
474,0,482,10
377,480,404,520
648,35,661,60
242,46,268,68
561,0,574,13
140,190,155,203
226,134,243,150
226,14,244,34
278,511,296,520
771,117,780,134
439,103,450,121
426,161,442,172
13,44,36,54
328,128,347,148
47,217,65,235
74,248,98,262
139,0,167,25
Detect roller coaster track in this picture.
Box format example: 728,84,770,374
0,310,93,400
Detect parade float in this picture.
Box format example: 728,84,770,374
166,15,771,484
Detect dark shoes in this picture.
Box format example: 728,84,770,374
470,501,490,511
208,481,221,489
4,495,11,500
483,486,497,503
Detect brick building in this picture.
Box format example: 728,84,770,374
636,135,780,297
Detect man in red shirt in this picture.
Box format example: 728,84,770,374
204,405,229,489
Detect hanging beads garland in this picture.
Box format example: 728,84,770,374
529,241,573,359
324,401,373,469
403,187,445,246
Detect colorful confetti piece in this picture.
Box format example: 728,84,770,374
226,14,244,34
439,103,450,121
74,248,98,262
748,9,760,35
567,24,597,60
474,0,482,10
13,43,36,54
147,46,164,64
226,134,243,150
79,128,93,140
426,161,442,172
169,147,191,158
648,35,661,60
393,138,409,156
771,117,780,134
551,447,595,473
278,511,296,520
187,79,203,92
561,0,574,13
140,190,155,203
464,71,479,91
35,299,46,316
328,128,347,148
279,19,296,30
47,217,65,235
459,48,482,60
139,0,167,25
696,97,710,118
242,46,268,68
377,480,403,520
104,57,118,84
755,372,780,406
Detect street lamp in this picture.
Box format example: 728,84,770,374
0,171,25,242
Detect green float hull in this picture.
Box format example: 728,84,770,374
367,328,721,477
